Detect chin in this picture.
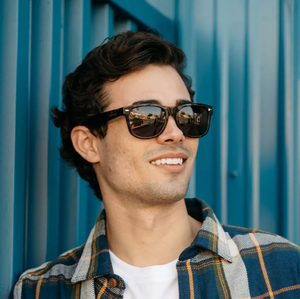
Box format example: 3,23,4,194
137,183,189,206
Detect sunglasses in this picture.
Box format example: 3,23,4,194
88,103,213,139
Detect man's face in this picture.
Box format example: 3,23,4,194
93,65,199,207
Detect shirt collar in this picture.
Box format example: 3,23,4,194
184,198,233,263
72,198,233,283
71,210,110,283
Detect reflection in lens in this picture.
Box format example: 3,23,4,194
177,106,208,137
129,106,165,137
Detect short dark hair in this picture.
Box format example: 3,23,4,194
51,30,195,199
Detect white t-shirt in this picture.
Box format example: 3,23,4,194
109,250,179,299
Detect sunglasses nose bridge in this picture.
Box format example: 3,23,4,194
164,106,182,133
166,106,178,119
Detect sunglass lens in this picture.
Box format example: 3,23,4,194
129,106,166,138
177,105,208,137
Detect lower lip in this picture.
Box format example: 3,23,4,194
150,163,186,173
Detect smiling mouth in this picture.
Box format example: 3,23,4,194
150,158,184,165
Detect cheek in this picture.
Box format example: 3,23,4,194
100,137,137,173
194,139,199,153
189,138,199,153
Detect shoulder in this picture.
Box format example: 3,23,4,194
221,225,300,296
14,244,84,299
223,223,300,249
223,224,300,269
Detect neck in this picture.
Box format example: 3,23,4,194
104,198,201,267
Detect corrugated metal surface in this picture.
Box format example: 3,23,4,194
187,0,300,245
0,0,299,297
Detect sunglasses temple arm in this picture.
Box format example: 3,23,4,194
105,107,124,121
86,107,124,127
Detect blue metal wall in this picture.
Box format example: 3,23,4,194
187,0,300,245
0,0,299,298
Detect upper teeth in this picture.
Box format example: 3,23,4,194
151,158,183,165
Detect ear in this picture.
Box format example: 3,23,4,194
71,126,100,163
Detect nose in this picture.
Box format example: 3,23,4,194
156,115,185,144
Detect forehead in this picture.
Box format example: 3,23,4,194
104,65,191,110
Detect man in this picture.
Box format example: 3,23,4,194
15,31,300,299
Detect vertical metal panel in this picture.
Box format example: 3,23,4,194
226,0,247,227
278,0,295,241
215,0,229,224
145,0,175,20
46,0,63,262
245,0,261,229
0,1,18,298
13,0,31,288
293,0,300,246
91,3,114,48
114,19,137,34
82,0,92,57
258,1,280,234
97,0,174,42
27,0,53,270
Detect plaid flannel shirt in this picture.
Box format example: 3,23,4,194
14,198,300,298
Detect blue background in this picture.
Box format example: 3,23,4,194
0,0,299,298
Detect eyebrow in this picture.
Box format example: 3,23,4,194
131,99,192,106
